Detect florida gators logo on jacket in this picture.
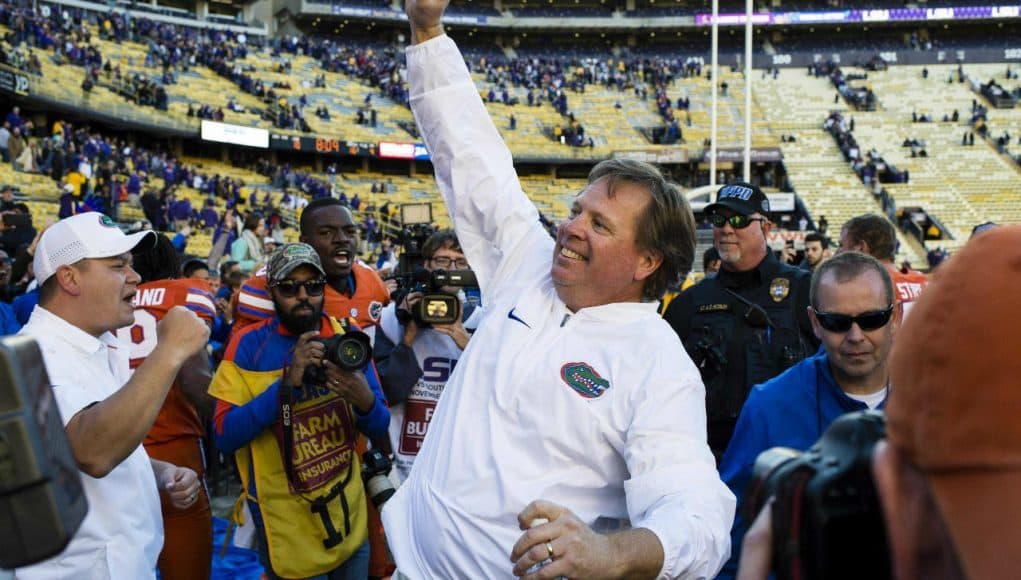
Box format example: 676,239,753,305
560,362,611,398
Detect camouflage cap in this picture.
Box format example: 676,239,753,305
266,242,326,282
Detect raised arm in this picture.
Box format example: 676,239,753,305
405,0,551,294
406,0,447,44
67,306,210,478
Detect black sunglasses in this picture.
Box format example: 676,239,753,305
814,305,895,333
709,213,767,229
269,278,327,297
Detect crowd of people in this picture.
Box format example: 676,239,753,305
4,1,1021,580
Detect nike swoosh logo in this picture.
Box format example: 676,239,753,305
507,308,531,328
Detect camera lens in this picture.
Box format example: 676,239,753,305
322,331,373,372
338,339,368,369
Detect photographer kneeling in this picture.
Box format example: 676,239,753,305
209,243,390,579
736,226,1021,580
374,230,481,483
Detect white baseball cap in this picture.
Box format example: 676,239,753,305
34,212,157,284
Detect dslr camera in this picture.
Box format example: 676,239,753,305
302,331,373,385
743,411,890,580
361,446,396,509
390,268,478,327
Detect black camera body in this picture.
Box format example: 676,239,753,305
361,447,396,508
395,223,438,275
744,411,890,580
302,331,373,385
391,268,478,327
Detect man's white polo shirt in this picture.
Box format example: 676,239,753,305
15,306,162,579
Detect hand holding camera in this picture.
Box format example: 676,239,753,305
321,360,375,413
285,331,325,388
431,317,470,350
398,291,423,346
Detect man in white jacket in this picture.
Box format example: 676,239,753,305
381,2,736,578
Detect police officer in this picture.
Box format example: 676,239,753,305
664,182,818,462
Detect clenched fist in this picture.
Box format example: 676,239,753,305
155,305,211,366
406,0,449,44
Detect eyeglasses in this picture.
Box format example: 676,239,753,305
269,278,327,297
814,305,895,333
709,213,768,229
429,256,469,269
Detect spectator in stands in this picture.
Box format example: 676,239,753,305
0,203,36,255
718,251,898,580
169,192,192,232
170,224,192,255
229,213,266,274
800,232,828,272
375,237,398,277
15,214,208,577
209,243,388,580
373,229,479,484
198,199,219,232
838,214,928,318
0,122,10,162
57,183,79,220
4,107,20,131
7,126,25,166
0,186,17,213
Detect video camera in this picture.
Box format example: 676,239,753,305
743,411,890,580
395,223,438,275
390,268,478,326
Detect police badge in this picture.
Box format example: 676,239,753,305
770,278,790,303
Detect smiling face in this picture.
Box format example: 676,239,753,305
300,205,359,280
552,177,659,311
809,267,898,393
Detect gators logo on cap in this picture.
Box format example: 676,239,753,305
99,215,118,228
284,244,311,257
560,362,611,399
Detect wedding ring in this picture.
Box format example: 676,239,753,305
545,540,554,559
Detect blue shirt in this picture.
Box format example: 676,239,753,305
715,351,886,579
0,301,21,335
13,287,39,326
